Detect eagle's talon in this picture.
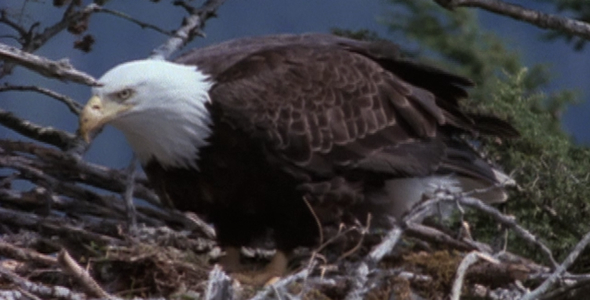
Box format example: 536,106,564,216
218,247,246,273
228,250,289,286
231,272,282,286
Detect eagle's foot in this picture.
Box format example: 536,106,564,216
230,250,289,286
218,247,246,273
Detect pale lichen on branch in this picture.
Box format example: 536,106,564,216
150,0,227,60
0,43,98,85
0,108,77,150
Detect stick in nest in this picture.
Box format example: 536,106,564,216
57,249,117,300
450,251,500,300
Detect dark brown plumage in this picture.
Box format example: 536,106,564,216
154,33,516,250
80,33,517,282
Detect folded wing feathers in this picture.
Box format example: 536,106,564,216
202,35,516,186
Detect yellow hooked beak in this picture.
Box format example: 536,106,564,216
78,96,131,142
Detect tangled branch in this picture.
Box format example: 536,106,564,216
0,84,83,115
0,43,98,85
434,0,590,41
150,0,227,60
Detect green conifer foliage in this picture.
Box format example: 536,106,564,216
375,0,590,266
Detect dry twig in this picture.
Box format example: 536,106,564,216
182,212,217,240
434,0,590,41
0,265,87,300
123,157,139,235
450,252,500,300
57,250,117,300
459,196,559,269
93,7,173,36
521,230,590,300
0,43,97,85
0,84,82,115
250,268,310,300
0,109,78,150
368,226,403,264
204,265,234,300
0,2,109,77
150,0,227,60
0,240,58,266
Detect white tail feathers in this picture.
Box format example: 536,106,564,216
369,169,515,221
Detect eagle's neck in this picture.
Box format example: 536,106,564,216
111,65,214,169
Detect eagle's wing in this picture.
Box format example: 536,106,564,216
207,43,511,180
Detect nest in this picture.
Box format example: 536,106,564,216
2,139,579,300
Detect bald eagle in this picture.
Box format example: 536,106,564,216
79,33,517,284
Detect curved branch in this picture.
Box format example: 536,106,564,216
434,0,590,41
0,43,98,85
459,196,559,269
0,265,88,300
521,230,590,300
57,250,116,300
0,9,29,40
0,108,77,150
1,2,108,78
0,85,83,115
33,2,101,51
0,139,161,205
95,7,173,36
150,0,227,60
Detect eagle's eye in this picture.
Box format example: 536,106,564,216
115,88,134,101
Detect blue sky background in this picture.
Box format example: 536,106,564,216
1,0,589,169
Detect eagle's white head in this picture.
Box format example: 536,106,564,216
79,59,214,169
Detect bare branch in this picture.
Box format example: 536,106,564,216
0,9,29,40
0,84,83,115
0,240,58,266
1,2,108,78
150,0,227,60
31,2,99,50
251,267,311,300
451,252,500,300
531,273,590,282
0,185,164,229
182,211,217,240
95,7,173,36
451,252,479,300
344,263,370,300
340,225,403,300
204,265,234,300
0,265,88,300
57,250,117,300
405,222,484,252
538,278,590,300
0,140,160,205
405,185,559,270
434,0,590,41
0,206,123,245
0,43,98,85
521,230,590,300
458,196,559,269
0,108,78,150
368,226,403,263
123,157,139,235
